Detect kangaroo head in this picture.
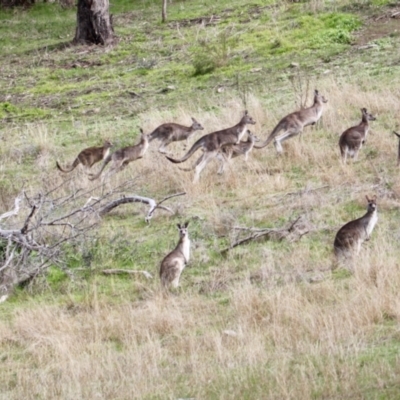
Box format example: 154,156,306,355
104,140,113,148
241,110,256,125
177,221,190,238
247,130,259,142
361,108,376,122
139,128,150,142
365,195,377,212
191,117,204,131
314,89,328,104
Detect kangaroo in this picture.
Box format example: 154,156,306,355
393,131,400,166
159,222,190,290
165,110,256,182
255,89,328,153
56,140,113,173
339,108,376,163
334,195,378,262
216,130,259,174
149,117,204,154
89,129,149,181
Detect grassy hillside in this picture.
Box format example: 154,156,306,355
1,0,400,398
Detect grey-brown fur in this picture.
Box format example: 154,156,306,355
334,196,378,261
339,108,376,163
56,140,113,173
89,129,149,181
160,222,190,290
217,130,259,174
165,111,256,182
255,90,328,153
149,117,204,153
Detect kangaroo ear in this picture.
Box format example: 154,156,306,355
177,224,181,229
361,108,367,113
184,221,189,228
314,89,319,95
366,195,370,202
244,110,248,115
191,117,196,122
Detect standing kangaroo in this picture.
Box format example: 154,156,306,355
255,89,328,153
89,129,149,181
339,108,376,163
56,140,113,173
216,130,259,174
149,118,204,154
165,110,256,182
334,196,378,261
160,222,190,290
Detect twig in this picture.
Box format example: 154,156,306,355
0,195,23,221
146,192,186,221
101,269,153,279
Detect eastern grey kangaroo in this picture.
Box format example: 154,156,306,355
160,222,190,290
165,111,256,182
149,118,204,154
334,196,378,261
255,90,328,153
89,130,149,181
339,108,376,163
56,140,113,173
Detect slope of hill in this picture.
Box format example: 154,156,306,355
1,0,400,398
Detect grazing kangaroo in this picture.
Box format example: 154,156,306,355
216,130,259,174
339,108,376,163
89,129,149,181
334,196,378,262
165,110,256,182
56,140,113,173
393,131,400,166
149,117,204,154
255,89,328,153
160,222,190,290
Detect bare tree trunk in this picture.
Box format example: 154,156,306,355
161,0,167,23
74,0,114,46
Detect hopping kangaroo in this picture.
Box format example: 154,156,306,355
216,130,259,174
56,140,113,173
149,117,204,154
334,196,378,262
165,110,256,182
89,129,149,181
339,108,376,163
159,222,190,290
255,89,328,153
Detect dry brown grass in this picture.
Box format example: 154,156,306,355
2,76,400,398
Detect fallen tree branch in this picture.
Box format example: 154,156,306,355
0,195,23,221
221,216,312,254
101,269,153,279
99,192,186,222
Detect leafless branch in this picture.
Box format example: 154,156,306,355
221,215,312,254
101,269,153,279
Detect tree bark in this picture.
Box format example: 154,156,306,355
74,0,114,46
161,0,167,23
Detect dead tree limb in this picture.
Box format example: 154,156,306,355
99,192,186,222
101,269,153,279
221,216,312,254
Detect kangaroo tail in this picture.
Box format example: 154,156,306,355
393,131,400,139
56,158,79,173
254,121,285,149
88,155,112,181
165,139,203,164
